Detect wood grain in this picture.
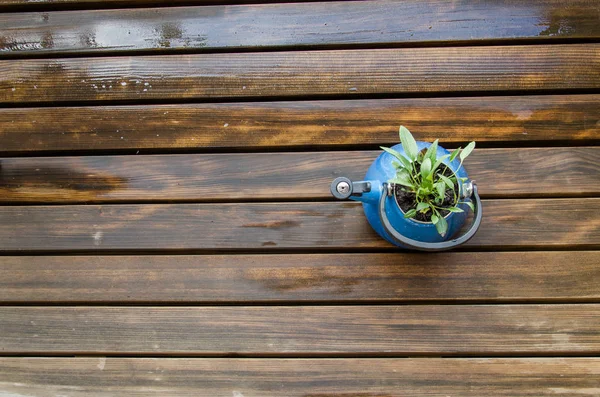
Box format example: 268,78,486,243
1,147,597,203
0,0,597,388
2,0,599,56
1,95,598,154
1,358,599,396
2,45,599,104
0,0,325,11
1,305,599,354
0,199,598,252
1,252,598,303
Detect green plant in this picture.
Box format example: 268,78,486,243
381,126,475,237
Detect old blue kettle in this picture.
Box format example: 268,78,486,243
330,141,482,252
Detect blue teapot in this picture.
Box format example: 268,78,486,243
330,141,482,251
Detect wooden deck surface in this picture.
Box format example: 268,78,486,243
1,0,599,395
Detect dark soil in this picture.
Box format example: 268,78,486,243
394,164,458,222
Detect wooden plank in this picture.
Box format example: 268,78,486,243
1,252,598,303
0,0,322,11
1,95,598,154
1,148,597,203
0,199,598,251
1,305,599,354
2,0,599,56
2,44,599,104
1,358,599,396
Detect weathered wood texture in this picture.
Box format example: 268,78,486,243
1,95,598,154
1,199,599,251
1,147,597,203
2,0,599,56
0,1,597,394
1,358,599,396
0,0,326,10
1,305,599,354
1,252,598,303
2,45,599,104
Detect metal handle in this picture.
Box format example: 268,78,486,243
330,177,371,199
379,183,483,252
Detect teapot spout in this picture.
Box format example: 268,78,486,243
330,177,382,204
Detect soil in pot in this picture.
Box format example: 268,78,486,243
393,165,459,222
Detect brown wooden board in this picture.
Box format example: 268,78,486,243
1,199,598,252
2,45,599,104
1,358,599,396
1,147,597,203
1,95,598,154
0,0,597,391
2,0,599,56
1,252,598,303
1,305,599,354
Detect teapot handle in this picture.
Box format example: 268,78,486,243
378,182,483,252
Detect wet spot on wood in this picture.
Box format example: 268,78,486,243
0,164,127,202
156,23,183,48
40,32,54,49
79,30,98,48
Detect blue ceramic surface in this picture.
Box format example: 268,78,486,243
350,141,472,247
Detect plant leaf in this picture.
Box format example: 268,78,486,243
432,154,450,173
435,214,448,237
391,171,413,188
462,201,475,212
446,206,464,213
422,178,434,191
398,155,413,172
403,208,418,219
431,213,439,224
449,147,461,162
424,139,439,165
460,141,476,162
381,146,406,162
416,202,430,213
420,158,431,179
435,181,446,198
438,174,454,189
399,126,418,161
